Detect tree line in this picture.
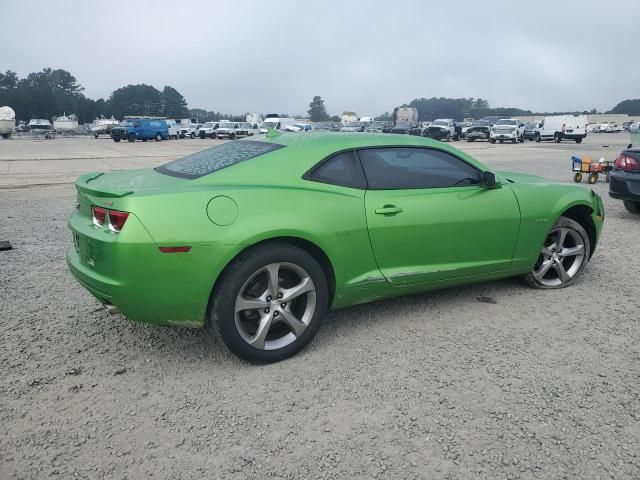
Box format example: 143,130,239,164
0,68,193,124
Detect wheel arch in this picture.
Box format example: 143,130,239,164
557,203,596,258
205,235,337,327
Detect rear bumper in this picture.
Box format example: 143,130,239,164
609,169,640,201
66,211,236,328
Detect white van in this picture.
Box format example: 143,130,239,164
260,117,296,133
535,115,587,143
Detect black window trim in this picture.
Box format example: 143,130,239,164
354,145,483,191
302,148,367,190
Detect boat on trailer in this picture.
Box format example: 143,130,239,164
53,113,79,133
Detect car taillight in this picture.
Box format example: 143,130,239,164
108,210,129,232
614,154,639,170
92,206,106,227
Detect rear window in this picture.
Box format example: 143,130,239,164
155,140,284,179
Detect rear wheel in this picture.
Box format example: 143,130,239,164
575,137,583,144
554,133,561,143
489,138,496,144
521,216,590,289
623,200,640,214
588,173,598,184
128,134,136,142
155,133,162,141
573,172,583,182
211,243,329,363
230,133,236,140
113,138,121,143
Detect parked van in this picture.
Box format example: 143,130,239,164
165,119,180,139
535,115,587,143
111,118,169,142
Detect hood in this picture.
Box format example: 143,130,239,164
497,171,547,184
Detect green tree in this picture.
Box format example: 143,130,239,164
609,99,640,115
0,70,19,89
107,84,162,118
307,96,329,122
160,86,188,118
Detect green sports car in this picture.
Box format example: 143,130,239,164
67,132,604,362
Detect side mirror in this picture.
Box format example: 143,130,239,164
482,171,497,187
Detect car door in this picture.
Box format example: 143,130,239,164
359,147,521,285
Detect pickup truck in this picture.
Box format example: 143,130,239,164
490,118,524,144
423,119,458,141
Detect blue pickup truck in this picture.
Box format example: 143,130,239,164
111,118,169,142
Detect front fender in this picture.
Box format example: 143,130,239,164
510,183,601,268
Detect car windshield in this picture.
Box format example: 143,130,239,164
119,120,133,127
239,122,252,128
368,122,385,128
471,121,489,126
432,120,448,126
203,122,214,128
263,121,278,128
495,119,517,126
156,141,285,179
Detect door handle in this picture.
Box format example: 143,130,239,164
375,205,403,215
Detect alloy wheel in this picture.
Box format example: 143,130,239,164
532,226,585,287
234,262,316,350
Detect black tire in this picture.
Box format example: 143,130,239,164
467,137,475,142
512,137,517,144
575,138,583,144
499,140,504,144
588,173,598,184
489,138,496,144
127,134,136,143
445,132,451,142
190,132,195,139
623,200,640,214
199,132,206,139
554,133,561,143
535,133,541,142
113,138,121,143
573,172,583,183
521,216,591,289
94,133,99,139
230,133,236,140
155,133,162,141
210,243,329,363
2,133,9,139
142,138,148,142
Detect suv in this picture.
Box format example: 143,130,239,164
490,118,524,144
111,118,169,142
423,119,457,141
609,145,640,214
235,122,262,137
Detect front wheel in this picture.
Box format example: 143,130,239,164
588,173,598,184
489,138,496,144
535,133,541,142
113,138,121,143
573,172,583,182
554,133,561,143
575,138,583,144
155,133,162,141
127,134,136,143
521,216,590,289
211,243,329,363
623,200,640,214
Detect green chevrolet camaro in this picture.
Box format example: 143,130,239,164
67,132,604,362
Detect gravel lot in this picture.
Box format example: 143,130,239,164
1,134,639,479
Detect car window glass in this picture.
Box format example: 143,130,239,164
308,151,366,189
358,148,480,190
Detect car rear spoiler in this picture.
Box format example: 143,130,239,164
75,172,133,198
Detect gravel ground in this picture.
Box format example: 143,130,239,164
1,134,640,479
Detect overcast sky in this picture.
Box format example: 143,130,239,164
2,1,638,116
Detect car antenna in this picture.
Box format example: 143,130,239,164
267,127,281,138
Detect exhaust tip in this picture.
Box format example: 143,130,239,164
104,303,120,315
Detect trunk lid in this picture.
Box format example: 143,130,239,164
75,169,185,197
